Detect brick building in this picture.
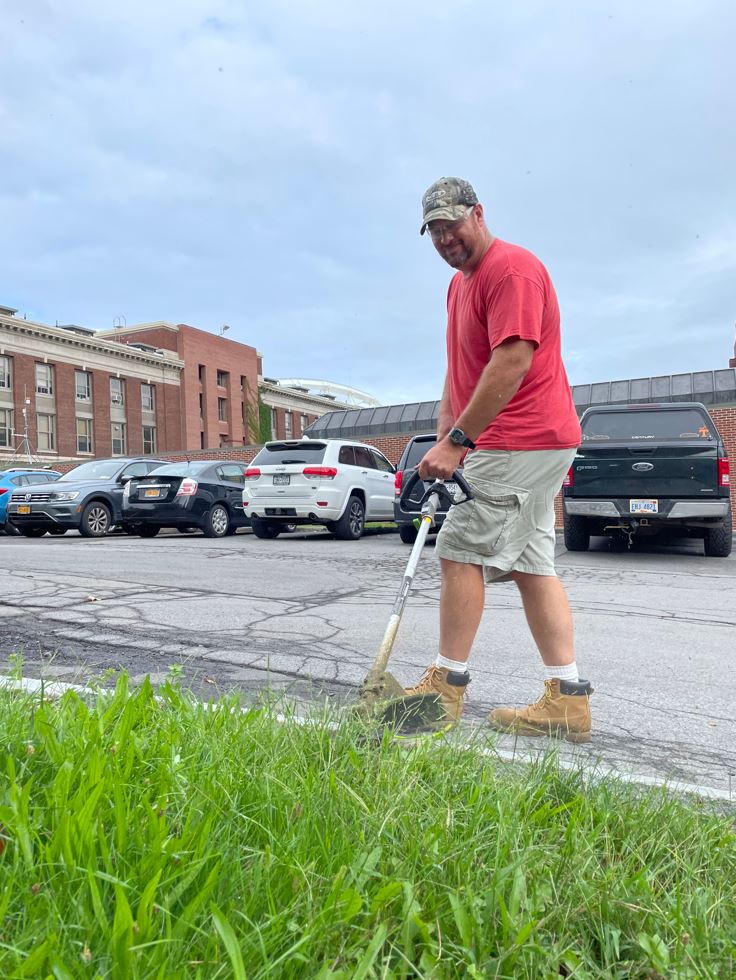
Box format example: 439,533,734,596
0,307,366,465
0,307,183,462
97,322,265,449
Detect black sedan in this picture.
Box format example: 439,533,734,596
122,461,250,538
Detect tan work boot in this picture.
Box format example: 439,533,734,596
404,665,470,723
489,678,593,743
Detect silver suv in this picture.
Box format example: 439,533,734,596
242,439,395,539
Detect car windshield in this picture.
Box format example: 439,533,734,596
144,461,213,476
58,459,122,481
252,442,328,465
582,409,715,442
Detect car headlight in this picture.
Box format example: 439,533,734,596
52,491,80,501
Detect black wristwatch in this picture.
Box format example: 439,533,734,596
448,426,476,450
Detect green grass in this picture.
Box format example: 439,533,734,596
0,676,734,979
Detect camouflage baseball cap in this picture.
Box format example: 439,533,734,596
420,177,479,235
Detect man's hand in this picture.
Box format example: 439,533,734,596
418,437,467,480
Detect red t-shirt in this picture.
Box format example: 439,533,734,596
446,238,581,451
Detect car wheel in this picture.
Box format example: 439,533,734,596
18,527,47,538
563,514,590,552
47,528,68,536
704,513,733,557
251,517,281,539
4,521,21,536
80,501,112,538
203,503,230,538
137,525,161,538
399,524,418,545
335,495,365,541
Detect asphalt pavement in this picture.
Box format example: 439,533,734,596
1,526,734,799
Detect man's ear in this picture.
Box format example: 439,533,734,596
473,202,485,225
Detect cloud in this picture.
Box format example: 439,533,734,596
1,0,734,404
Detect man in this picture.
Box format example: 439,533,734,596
406,176,592,742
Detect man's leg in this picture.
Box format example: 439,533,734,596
490,570,592,741
439,558,486,665
403,558,483,719
511,571,574,666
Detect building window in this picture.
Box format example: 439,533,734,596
199,393,204,417
141,384,154,412
76,418,93,454
284,411,293,437
198,364,205,383
216,370,228,387
301,414,308,433
0,355,11,389
240,375,247,394
218,397,227,422
110,378,125,407
142,425,157,454
271,407,277,438
37,414,56,451
36,363,54,396
200,431,205,449
75,370,91,401
0,408,12,447
111,422,127,455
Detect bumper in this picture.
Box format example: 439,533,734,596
564,499,730,520
123,500,193,524
393,502,448,527
244,492,344,522
7,504,80,528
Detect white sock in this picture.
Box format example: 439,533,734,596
435,653,469,674
545,662,579,683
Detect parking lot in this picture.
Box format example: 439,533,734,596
2,527,734,798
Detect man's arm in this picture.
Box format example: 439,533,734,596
453,338,534,441
418,339,534,480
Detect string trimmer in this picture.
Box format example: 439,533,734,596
353,468,473,733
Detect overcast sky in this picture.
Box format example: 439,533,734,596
2,0,734,405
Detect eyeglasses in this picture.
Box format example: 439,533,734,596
427,206,475,242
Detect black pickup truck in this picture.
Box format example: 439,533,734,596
563,402,732,556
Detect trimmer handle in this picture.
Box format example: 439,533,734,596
400,468,474,509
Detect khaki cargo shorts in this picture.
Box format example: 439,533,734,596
436,448,577,582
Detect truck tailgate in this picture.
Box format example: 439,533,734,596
571,444,719,497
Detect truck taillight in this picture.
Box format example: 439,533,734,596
244,468,261,480
303,466,337,479
394,470,404,497
176,478,198,496
718,458,730,487
563,467,573,488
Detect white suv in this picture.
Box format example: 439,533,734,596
243,439,396,539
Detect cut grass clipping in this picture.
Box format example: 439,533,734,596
0,676,734,978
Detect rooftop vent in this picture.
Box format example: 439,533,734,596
57,324,96,336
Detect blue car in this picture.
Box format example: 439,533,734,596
0,468,62,535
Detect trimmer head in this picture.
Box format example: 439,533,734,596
375,693,451,735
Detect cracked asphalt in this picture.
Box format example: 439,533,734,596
1,526,734,798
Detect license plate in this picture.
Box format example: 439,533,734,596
17,505,31,515
273,474,290,486
144,488,161,498
630,499,658,514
